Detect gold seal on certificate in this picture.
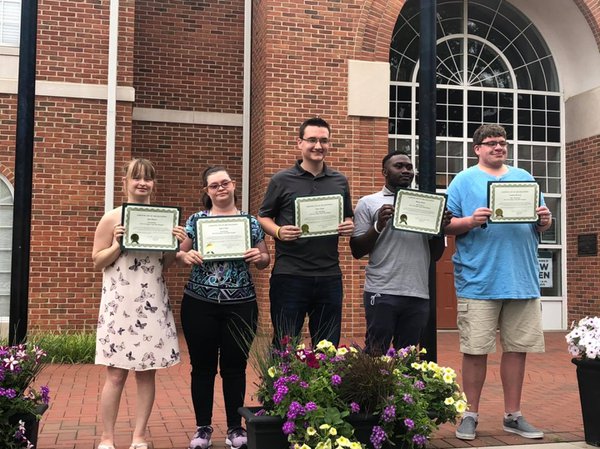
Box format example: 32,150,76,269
121,203,181,251
487,181,540,223
294,194,344,238
392,189,447,235
196,215,251,260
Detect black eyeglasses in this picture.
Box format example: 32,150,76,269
301,137,330,146
478,140,508,147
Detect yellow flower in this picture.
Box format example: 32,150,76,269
319,424,331,430
329,427,338,436
268,366,277,378
349,346,358,353
316,440,332,449
420,347,427,354
299,445,311,449
350,443,362,449
443,366,456,376
444,397,455,405
411,362,421,370
335,436,351,447
443,372,455,384
455,400,467,413
336,347,349,356
296,343,306,350
316,340,333,350
427,361,439,371
306,427,317,436
380,355,392,363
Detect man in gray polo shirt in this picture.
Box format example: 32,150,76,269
350,149,448,355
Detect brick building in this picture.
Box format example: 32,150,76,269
1,0,599,338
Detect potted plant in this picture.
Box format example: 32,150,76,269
240,337,466,449
566,316,600,447
1,343,50,449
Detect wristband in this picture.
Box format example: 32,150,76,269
275,226,282,240
374,220,382,234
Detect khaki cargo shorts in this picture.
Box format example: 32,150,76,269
457,298,545,355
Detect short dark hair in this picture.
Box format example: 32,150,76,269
382,149,410,170
473,124,507,144
299,117,331,139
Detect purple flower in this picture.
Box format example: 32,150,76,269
386,347,397,357
305,401,318,412
282,420,296,435
370,425,387,449
403,393,414,404
0,387,17,399
413,380,425,390
412,434,428,446
299,381,309,389
254,409,266,416
350,402,360,413
40,385,50,405
331,374,342,386
382,405,396,423
404,418,415,429
287,401,305,420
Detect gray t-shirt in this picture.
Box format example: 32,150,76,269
352,186,430,298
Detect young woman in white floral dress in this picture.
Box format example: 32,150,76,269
92,158,187,449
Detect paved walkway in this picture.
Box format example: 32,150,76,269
35,331,586,449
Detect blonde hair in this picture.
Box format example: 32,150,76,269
124,158,156,180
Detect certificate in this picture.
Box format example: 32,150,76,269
121,203,180,251
295,194,344,238
195,215,251,260
392,189,447,235
487,181,540,223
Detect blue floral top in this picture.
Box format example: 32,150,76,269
183,210,265,303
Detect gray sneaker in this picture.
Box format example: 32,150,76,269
455,416,477,440
503,416,544,438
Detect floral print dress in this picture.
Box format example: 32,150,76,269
95,250,180,371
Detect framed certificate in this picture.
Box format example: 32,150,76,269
295,194,344,238
121,203,180,251
392,189,447,235
487,181,540,223
195,215,251,261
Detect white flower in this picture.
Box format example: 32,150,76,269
566,316,600,360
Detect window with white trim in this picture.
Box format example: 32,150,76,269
0,175,13,320
1,0,20,47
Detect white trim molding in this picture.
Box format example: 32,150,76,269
0,78,135,101
132,107,243,127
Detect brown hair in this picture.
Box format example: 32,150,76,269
472,124,507,145
202,166,237,209
124,158,156,180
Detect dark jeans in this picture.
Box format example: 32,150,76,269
181,294,257,429
363,291,429,355
269,274,343,347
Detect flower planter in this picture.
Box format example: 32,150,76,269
8,403,49,448
239,406,407,449
572,358,600,447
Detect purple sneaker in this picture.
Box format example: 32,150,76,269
189,425,213,449
225,427,247,449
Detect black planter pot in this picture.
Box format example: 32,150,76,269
239,406,407,449
7,403,48,448
572,358,600,447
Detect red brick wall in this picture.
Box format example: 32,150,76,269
565,136,600,321
133,0,245,111
573,0,600,51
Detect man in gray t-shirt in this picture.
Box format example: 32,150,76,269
350,150,449,355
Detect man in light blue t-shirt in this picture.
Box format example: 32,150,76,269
445,124,553,441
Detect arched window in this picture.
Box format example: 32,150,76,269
389,0,564,324
0,175,13,322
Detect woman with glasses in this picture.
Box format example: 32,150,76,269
177,166,270,449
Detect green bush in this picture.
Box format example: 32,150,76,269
1,332,97,364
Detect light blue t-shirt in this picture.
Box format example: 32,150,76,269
446,165,542,300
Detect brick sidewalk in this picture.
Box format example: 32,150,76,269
35,331,584,449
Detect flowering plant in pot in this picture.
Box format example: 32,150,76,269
251,337,466,449
566,316,600,447
1,343,50,449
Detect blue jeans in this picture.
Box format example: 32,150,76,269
270,274,343,347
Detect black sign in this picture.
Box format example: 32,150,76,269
577,234,597,257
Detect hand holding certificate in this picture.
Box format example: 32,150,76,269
294,194,344,238
487,181,540,223
195,215,251,260
121,203,181,251
392,189,447,235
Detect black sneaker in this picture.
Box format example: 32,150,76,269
225,426,248,449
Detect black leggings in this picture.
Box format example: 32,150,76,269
181,294,258,429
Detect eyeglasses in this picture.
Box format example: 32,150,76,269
206,180,234,191
478,140,508,147
301,137,330,146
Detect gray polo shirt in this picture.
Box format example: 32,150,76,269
352,186,430,298
259,160,353,276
